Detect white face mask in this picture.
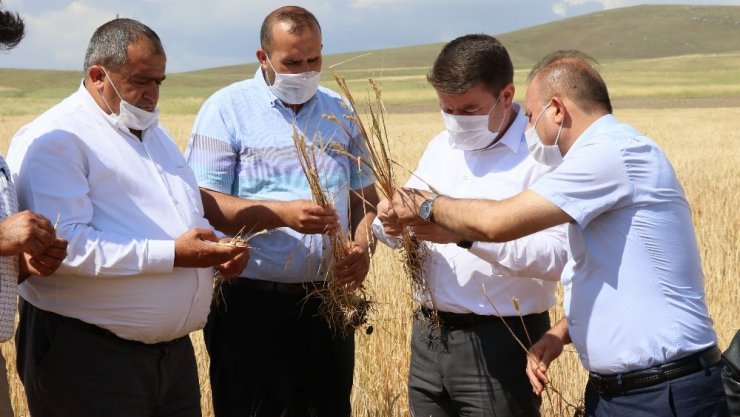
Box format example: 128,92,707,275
266,55,321,105
99,68,160,131
442,95,506,151
525,102,563,166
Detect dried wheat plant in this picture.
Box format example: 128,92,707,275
291,127,374,337
211,226,265,306
480,283,584,416
326,73,438,316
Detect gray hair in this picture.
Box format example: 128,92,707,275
83,18,164,75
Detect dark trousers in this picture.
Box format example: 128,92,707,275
584,361,729,417
204,280,354,417
15,300,201,417
408,310,550,417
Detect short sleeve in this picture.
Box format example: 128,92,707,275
185,96,238,194
530,139,631,228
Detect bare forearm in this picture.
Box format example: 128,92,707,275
432,196,516,242
200,188,291,235
431,191,569,243
548,318,572,345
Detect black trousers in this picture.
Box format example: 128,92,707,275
204,280,354,417
15,300,201,417
408,311,550,417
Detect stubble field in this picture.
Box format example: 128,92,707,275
0,58,738,416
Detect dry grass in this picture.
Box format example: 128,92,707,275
1,107,737,416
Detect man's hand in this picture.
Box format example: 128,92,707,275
0,211,56,257
174,228,248,269
19,237,68,282
390,188,433,224
377,198,403,236
332,242,370,291
526,326,568,395
409,221,463,244
279,200,339,234
214,237,250,279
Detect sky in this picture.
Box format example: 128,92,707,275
2,0,739,73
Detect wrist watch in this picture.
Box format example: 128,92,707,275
419,193,440,222
456,239,474,249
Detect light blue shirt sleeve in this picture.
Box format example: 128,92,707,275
185,94,238,195
530,138,631,228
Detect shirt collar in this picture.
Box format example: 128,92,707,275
494,102,528,153
570,113,619,152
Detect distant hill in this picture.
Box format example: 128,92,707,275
176,4,740,82
2,4,740,113
501,4,740,64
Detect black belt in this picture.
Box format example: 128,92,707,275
228,277,326,297
418,306,546,328
34,302,185,348
588,345,722,395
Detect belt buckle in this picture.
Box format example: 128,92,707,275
589,373,607,394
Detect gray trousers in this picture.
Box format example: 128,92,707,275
408,311,550,417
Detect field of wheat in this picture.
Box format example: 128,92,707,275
0,96,738,416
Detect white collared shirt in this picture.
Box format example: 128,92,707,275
531,114,717,373
7,82,214,344
373,105,567,316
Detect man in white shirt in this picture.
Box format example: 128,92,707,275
0,5,67,417
389,51,728,416
375,34,567,417
7,18,248,417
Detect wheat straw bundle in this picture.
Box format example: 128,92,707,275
291,127,373,337
327,73,437,315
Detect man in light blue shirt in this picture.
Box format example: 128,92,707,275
388,51,728,416
184,6,377,417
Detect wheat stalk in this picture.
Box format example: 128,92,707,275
326,73,438,316
291,126,374,337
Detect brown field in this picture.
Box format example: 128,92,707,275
0,105,738,416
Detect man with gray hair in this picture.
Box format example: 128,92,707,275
7,18,249,417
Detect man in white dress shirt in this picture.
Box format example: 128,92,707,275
0,4,67,417
7,18,248,417
375,34,567,417
389,51,728,416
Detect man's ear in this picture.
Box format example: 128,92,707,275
551,96,567,124
256,49,268,69
501,83,516,107
88,65,106,88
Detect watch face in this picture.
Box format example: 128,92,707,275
420,201,432,220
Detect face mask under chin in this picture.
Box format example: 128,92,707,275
99,67,160,131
